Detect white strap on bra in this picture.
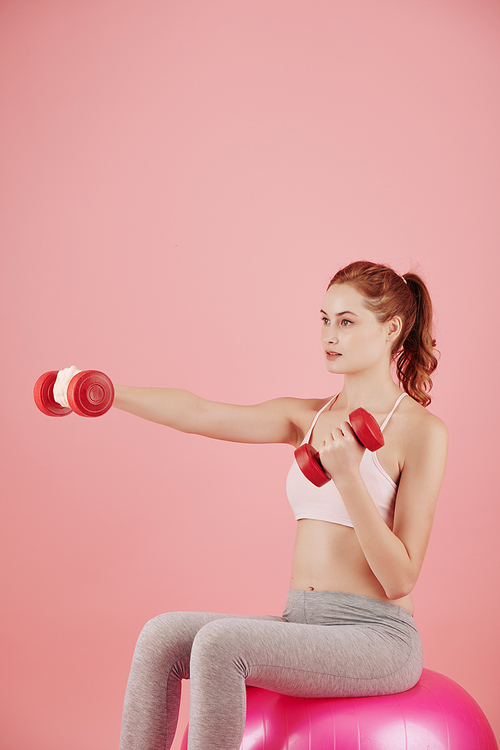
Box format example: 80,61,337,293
304,391,406,444
305,395,338,444
380,392,407,432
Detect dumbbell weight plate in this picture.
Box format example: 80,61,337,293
34,371,72,417
294,443,330,487
67,370,114,417
349,408,384,452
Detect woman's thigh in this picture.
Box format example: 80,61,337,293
190,615,422,698
132,610,284,679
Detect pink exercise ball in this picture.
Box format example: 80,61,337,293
180,668,498,750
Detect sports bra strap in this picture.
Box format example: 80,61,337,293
380,392,407,432
304,392,406,445
305,395,338,445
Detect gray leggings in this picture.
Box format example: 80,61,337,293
119,590,423,750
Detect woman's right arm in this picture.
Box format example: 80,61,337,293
113,385,318,446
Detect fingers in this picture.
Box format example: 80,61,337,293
53,365,82,407
320,423,358,459
323,423,350,443
319,421,365,478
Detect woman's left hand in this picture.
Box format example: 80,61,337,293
318,421,365,482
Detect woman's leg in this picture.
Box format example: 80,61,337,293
119,611,283,750
187,594,422,750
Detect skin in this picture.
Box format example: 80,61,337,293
112,283,448,615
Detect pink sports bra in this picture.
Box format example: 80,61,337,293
286,393,407,529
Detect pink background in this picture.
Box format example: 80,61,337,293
1,1,499,748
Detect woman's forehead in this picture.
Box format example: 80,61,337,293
322,283,366,312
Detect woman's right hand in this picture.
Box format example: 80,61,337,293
53,366,82,408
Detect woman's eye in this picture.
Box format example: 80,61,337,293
321,316,330,325
340,319,353,326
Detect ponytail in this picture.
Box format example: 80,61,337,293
328,261,439,407
395,274,438,407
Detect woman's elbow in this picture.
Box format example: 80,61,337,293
383,574,417,601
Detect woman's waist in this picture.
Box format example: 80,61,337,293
291,518,374,575
290,520,414,615
288,579,415,617
282,588,417,628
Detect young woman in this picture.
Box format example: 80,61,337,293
55,260,448,750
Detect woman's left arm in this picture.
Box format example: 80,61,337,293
321,414,448,600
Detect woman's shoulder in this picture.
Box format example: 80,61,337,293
398,394,448,450
281,395,335,446
282,394,334,415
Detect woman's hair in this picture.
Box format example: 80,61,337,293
328,260,438,407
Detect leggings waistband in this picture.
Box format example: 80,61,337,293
283,589,417,629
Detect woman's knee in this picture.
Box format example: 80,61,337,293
136,612,176,644
191,619,251,674
133,611,197,665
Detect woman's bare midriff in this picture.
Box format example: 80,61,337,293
289,519,414,615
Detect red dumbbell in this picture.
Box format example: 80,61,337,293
34,370,114,418
294,408,384,487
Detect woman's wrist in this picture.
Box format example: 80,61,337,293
332,467,364,493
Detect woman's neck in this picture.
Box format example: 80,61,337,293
335,372,402,413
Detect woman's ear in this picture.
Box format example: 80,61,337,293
386,316,403,342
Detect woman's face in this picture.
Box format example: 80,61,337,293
321,283,396,377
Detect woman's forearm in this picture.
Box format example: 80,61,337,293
335,473,417,600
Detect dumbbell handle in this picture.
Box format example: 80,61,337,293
294,408,384,487
34,370,114,417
